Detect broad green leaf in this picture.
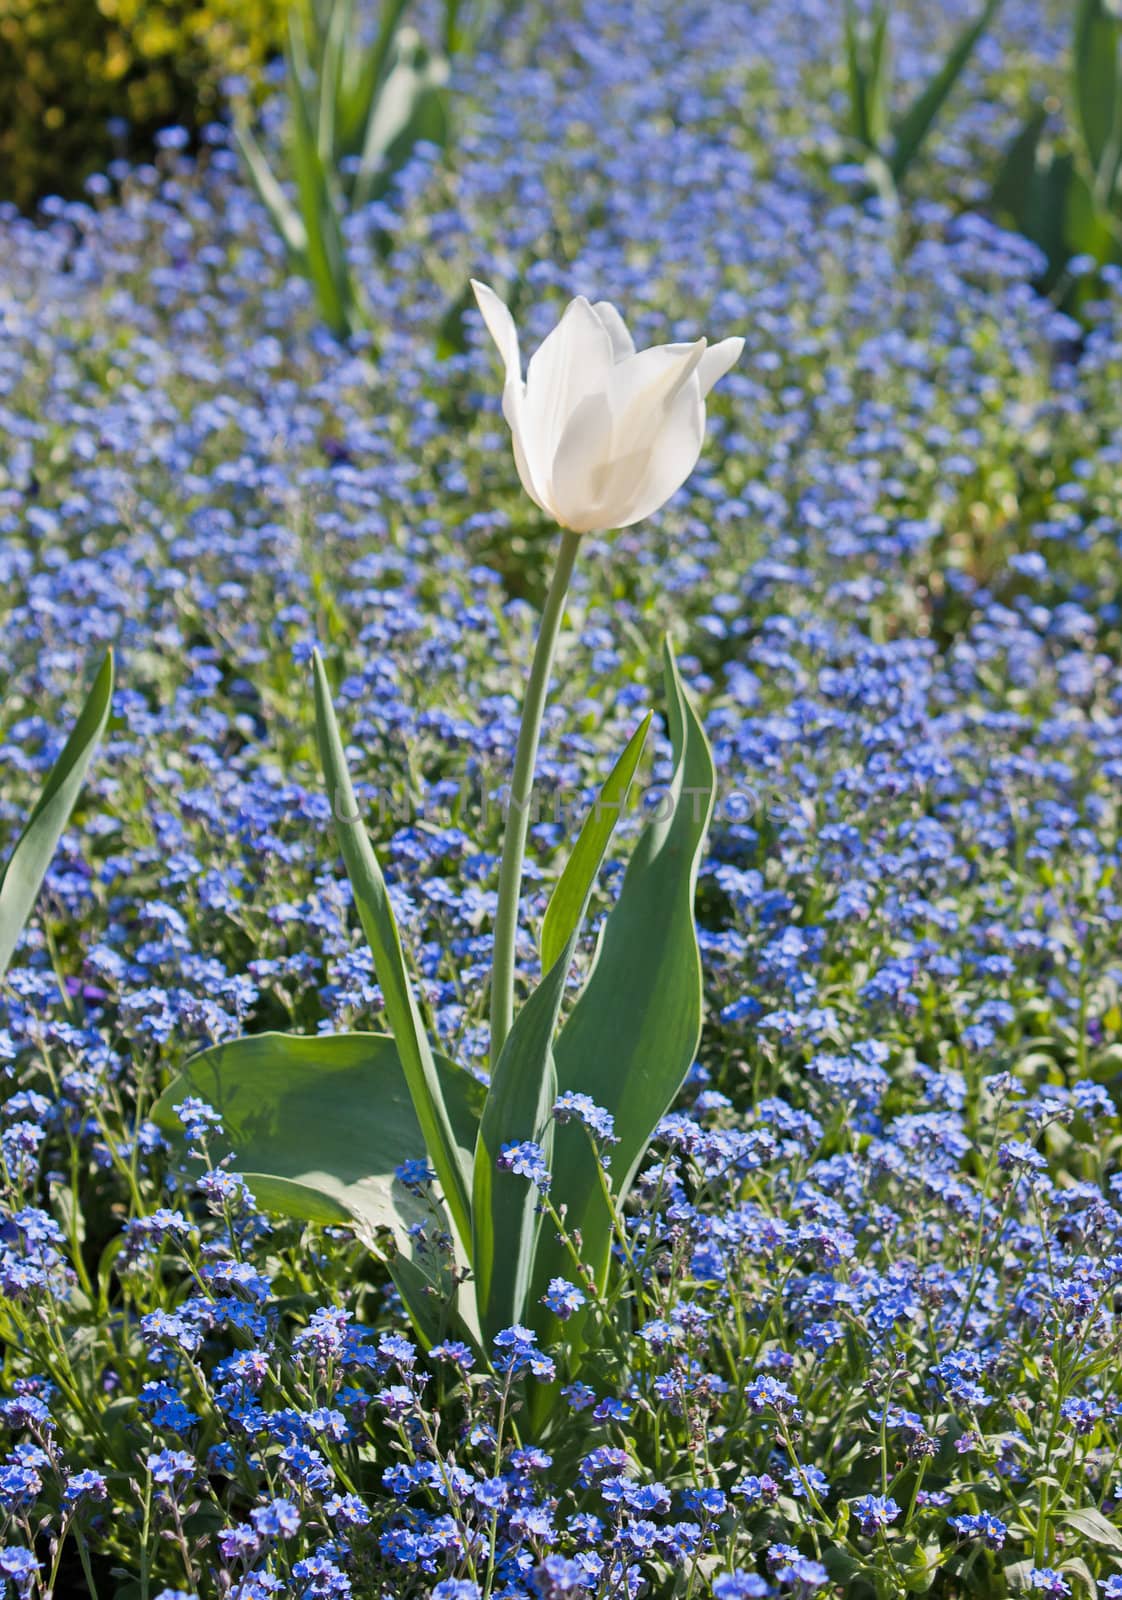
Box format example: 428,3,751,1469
312,651,473,1252
1074,0,1122,198
1061,1507,1122,1553
889,0,1002,185
233,118,309,264
528,640,715,1368
152,1030,483,1346
0,649,114,978
540,712,652,972
1059,1559,1100,1599
474,714,650,1343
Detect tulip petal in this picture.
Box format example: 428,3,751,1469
592,300,635,362
605,340,707,445
471,279,521,383
696,336,745,397
548,391,615,533
610,377,706,529
504,383,552,515
524,297,615,478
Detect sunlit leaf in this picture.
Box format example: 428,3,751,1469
312,651,473,1251
540,712,651,973
0,649,114,977
233,118,309,264
889,0,1002,184
474,713,651,1344
153,1030,483,1346
1074,0,1122,199
528,641,715,1385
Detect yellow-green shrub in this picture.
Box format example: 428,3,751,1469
0,0,290,211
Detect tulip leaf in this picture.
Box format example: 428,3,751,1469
844,0,890,154
529,640,715,1357
352,31,450,213
233,117,309,265
153,1030,483,1347
889,0,1002,185
0,649,114,978
312,651,473,1253
286,31,357,339
338,0,413,158
474,714,651,1343
473,962,560,1346
540,711,652,973
1074,0,1122,196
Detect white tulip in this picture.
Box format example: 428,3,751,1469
471,280,744,534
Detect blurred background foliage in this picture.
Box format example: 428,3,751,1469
0,0,288,210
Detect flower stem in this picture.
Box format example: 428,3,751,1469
489,528,581,1060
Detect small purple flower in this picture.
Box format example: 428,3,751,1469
853,1494,901,1536
542,1277,586,1319
553,1092,618,1146
497,1140,552,1189
948,1512,1007,1550
1027,1571,1071,1598
713,1574,769,1599
146,1448,196,1487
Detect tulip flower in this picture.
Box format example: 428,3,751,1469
473,280,743,1057
471,280,743,534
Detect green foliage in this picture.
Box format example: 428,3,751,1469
311,648,473,1249
0,0,286,211
992,0,1122,296
0,650,113,977
156,642,712,1379
842,0,1002,198
472,712,651,1345
153,1029,484,1344
234,0,451,339
528,641,715,1368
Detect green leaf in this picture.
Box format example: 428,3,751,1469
528,640,715,1363
233,117,309,264
991,108,1078,287
286,35,358,338
152,1030,483,1346
474,714,651,1344
1064,159,1121,263
472,960,560,1345
312,651,473,1252
1061,1506,1122,1553
338,0,413,158
1059,1558,1100,1598
352,30,451,212
0,649,114,978
820,1545,863,1585
1074,0,1122,199
991,103,1049,219
889,0,1002,184
541,712,652,972
845,0,890,154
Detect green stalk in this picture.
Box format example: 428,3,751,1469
489,528,582,1059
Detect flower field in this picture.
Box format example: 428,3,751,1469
3,0,1122,1595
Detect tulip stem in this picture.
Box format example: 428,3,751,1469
490,528,582,1061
